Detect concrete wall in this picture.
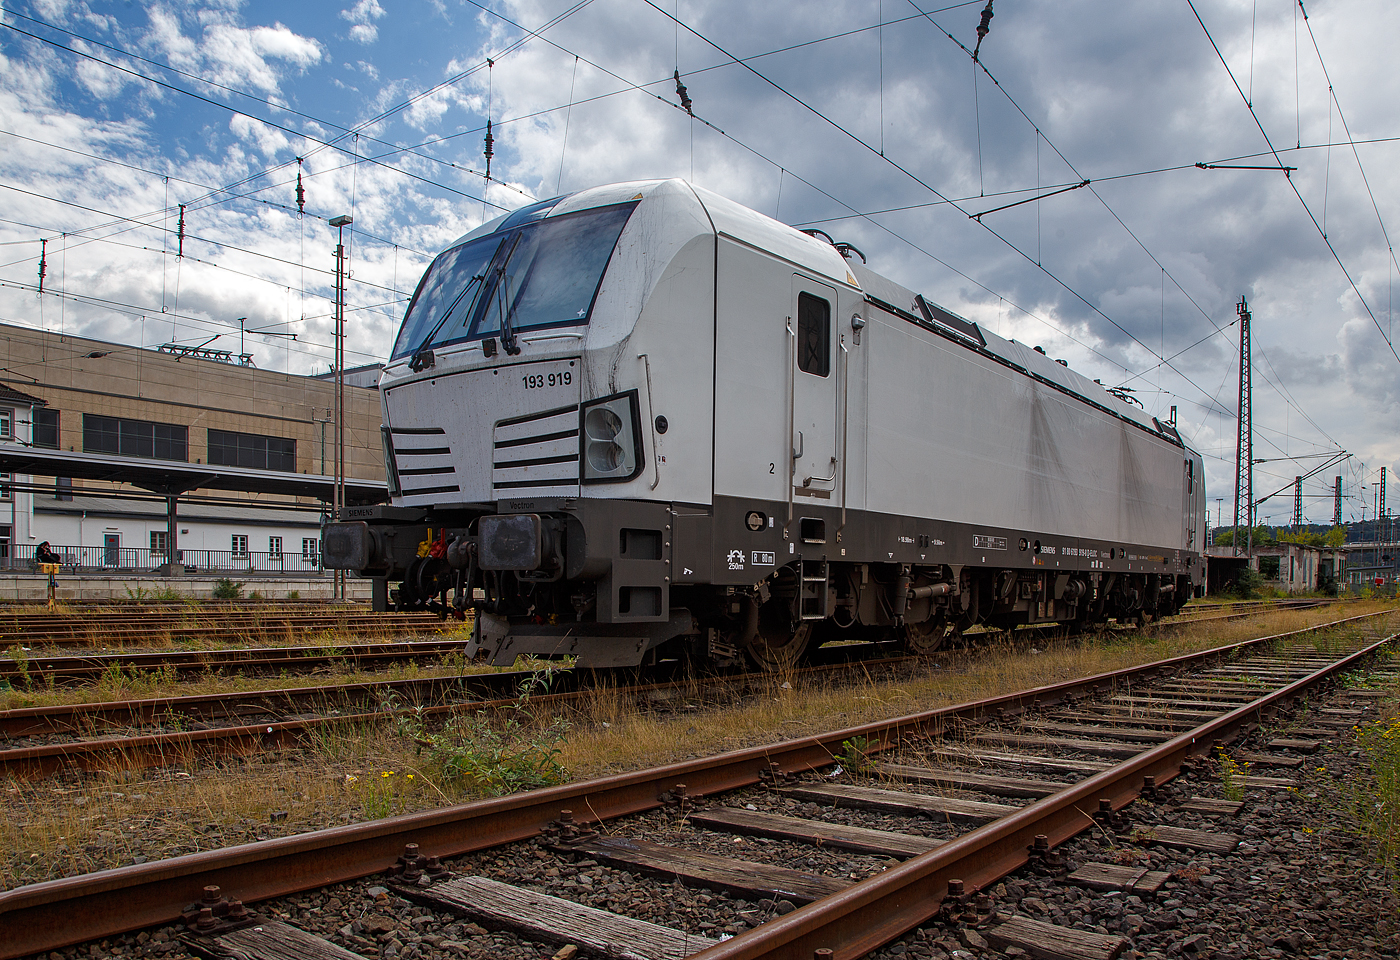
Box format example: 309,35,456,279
0,575,371,602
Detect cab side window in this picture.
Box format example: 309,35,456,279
797,292,830,377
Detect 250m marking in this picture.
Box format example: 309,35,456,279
522,371,572,389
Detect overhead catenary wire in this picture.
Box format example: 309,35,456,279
1186,0,1400,366
0,1,1367,467
0,183,406,297
903,0,1351,454
1294,1,1400,285
0,19,506,213
643,0,1242,419
414,0,1230,418
906,2,1238,344
1,7,562,207
0,281,397,368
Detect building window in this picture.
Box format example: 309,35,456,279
231,535,248,557
207,429,297,472
151,531,169,557
55,477,72,501
0,408,11,439
797,292,831,377
0,524,9,563
0,473,9,501
269,536,282,559
34,408,59,449
302,538,318,562
83,414,188,461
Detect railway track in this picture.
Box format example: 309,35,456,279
0,597,1327,688
0,649,934,780
0,609,1391,959
0,602,1345,780
0,637,471,686
0,596,1326,654
0,609,445,649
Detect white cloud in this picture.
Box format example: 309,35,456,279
341,0,385,45
198,23,323,92
142,8,323,95
229,113,290,157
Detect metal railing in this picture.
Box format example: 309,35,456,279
0,544,325,576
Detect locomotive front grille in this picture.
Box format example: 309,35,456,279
390,426,460,501
493,404,581,498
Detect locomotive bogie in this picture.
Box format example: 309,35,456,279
324,179,1205,669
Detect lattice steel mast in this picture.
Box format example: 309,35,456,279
1233,296,1253,557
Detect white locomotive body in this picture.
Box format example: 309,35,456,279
325,179,1206,668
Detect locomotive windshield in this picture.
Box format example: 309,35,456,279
391,201,637,361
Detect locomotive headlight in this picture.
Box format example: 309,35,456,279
580,390,642,482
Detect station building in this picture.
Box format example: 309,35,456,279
0,322,385,577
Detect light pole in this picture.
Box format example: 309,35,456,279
330,214,352,601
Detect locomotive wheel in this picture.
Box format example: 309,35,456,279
743,602,813,672
901,614,951,655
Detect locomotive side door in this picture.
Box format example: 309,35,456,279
789,276,840,503
1182,457,1198,550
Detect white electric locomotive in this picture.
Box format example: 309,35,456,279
324,179,1206,669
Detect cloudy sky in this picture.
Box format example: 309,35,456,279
0,0,1396,525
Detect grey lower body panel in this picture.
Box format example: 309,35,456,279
468,609,696,668
681,495,1200,585
409,494,1200,669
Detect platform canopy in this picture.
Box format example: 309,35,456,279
0,446,389,504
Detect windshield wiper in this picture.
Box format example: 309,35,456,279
495,234,524,356
408,272,485,372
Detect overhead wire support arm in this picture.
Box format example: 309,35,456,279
1253,452,1351,510
1195,162,1296,173
970,180,1090,220
1186,0,1400,367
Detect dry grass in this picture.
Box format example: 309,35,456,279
0,622,484,711
1,600,1394,891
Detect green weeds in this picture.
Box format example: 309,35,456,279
1352,713,1400,877
1217,752,1250,802
343,769,426,819
402,670,570,797
836,735,877,775
213,579,244,600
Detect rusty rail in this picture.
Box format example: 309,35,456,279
0,649,913,777
0,637,469,685
0,611,444,648
686,631,1395,959
0,609,1387,959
